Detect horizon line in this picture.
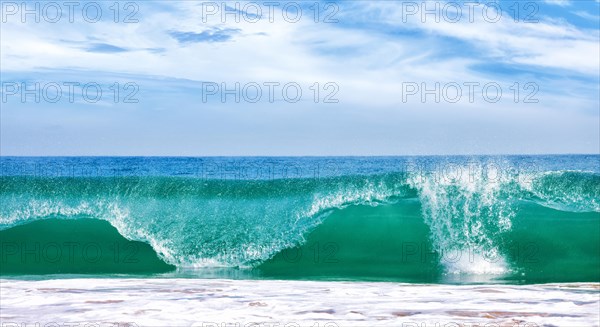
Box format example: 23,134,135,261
1,153,598,158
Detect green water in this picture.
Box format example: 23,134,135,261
506,203,600,283
0,161,598,283
1,202,597,283
259,201,599,283
0,218,174,275
259,200,441,282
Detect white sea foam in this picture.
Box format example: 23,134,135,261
1,278,598,327
407,163,517,275
443,250,510,275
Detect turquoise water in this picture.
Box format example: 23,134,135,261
1,156,598,283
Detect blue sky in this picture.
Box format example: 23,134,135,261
1,0,599,156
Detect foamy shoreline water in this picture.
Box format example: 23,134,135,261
1,279,598,327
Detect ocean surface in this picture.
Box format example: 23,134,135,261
2,279,598,326
1,155,599,284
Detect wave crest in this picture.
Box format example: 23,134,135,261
0,170,597,273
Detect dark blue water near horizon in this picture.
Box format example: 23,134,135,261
2,154,599,178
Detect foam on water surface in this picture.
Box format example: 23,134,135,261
1,279,598,327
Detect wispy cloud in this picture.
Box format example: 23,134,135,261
573,11,600,21
351,2,599,75
85,43,129,53
169,28,241,44
544,0,571,6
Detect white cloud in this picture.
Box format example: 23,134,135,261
573,11,600,21
1,1,598,155
544,0,571,7
357,2,599,75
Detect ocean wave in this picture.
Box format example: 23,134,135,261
0,169,598,276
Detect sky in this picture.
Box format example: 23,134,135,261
1,0,599,156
